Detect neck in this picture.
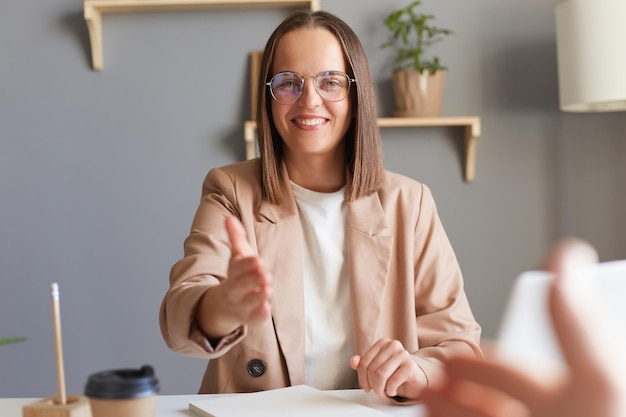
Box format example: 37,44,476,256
285,153,346,193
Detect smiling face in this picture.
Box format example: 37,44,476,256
270,27,353,166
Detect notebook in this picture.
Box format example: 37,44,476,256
189,385,393,417
496,259,626,374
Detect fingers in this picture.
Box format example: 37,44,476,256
226,255,272,323
355,338,394,395
543,239,604,373
423,373,530,417
422,355,540,417
542,237,598,275
354,338,424,399
222,215,272,325
224,214,270,301
227,255,266,292
542,239,626,417
438,356,545,406
424,387,495,417
349,355,361,370
226,215,255,257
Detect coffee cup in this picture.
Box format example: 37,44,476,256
84,364,159,417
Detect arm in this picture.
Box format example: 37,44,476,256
410,183,482,375
159,166,271,358
195,216,272,342
351,183,481,401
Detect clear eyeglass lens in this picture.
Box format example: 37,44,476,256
269,71,352,104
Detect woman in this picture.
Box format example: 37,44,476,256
159,9,481,402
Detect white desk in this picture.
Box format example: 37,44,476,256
1,390,424,417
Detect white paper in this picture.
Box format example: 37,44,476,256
189,385,392,417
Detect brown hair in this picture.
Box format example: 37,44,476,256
255,9,384,204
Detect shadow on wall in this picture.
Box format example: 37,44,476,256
375,77,395,118
218,125,249,161
59,8,254,162
60,11,92,70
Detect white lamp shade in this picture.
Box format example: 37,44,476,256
555,0,626,112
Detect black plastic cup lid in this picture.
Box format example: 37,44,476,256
84,365,160,399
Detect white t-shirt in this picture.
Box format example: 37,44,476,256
291,181,357,390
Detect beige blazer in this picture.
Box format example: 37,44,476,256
159,159,481,394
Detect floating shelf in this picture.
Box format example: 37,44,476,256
83,0,320,70
244,116,481,182
378,116,481,182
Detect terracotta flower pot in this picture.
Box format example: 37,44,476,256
392,70,446,117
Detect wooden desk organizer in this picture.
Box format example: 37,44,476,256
22,395,91,417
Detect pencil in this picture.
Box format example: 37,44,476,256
51,282,67,405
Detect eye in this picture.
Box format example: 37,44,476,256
318,76,345,91
273,74,301,91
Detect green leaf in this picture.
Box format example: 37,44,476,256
0,337,27,346
381,0,454,73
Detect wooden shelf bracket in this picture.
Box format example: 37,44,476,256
378,117,481,182
83,0,320,71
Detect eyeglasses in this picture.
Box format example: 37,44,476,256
266,70,356,104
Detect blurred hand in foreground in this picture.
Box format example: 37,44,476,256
423,238,626,417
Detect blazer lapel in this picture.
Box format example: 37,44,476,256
255,169,305,386
347,191,393,354
253,167,392,382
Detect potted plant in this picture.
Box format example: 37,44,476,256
382,0,454,117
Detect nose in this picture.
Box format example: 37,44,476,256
298,77,323,108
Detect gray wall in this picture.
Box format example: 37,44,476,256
1,0,625,397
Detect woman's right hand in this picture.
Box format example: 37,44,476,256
196,216,273,339
221,215,273,326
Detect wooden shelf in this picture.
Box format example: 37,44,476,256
83,0,320,70
244,116,482,182
378,116,481,182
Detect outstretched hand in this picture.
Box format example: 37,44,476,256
196,216,273,340
221,215,273,327
422,238,626,417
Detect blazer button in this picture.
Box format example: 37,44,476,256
247,359,266,377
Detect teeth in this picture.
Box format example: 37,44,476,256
295,118,325,126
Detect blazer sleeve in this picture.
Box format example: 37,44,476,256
159,167,248,359
411,184,482,382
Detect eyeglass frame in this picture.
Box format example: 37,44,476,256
266,70,357,104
